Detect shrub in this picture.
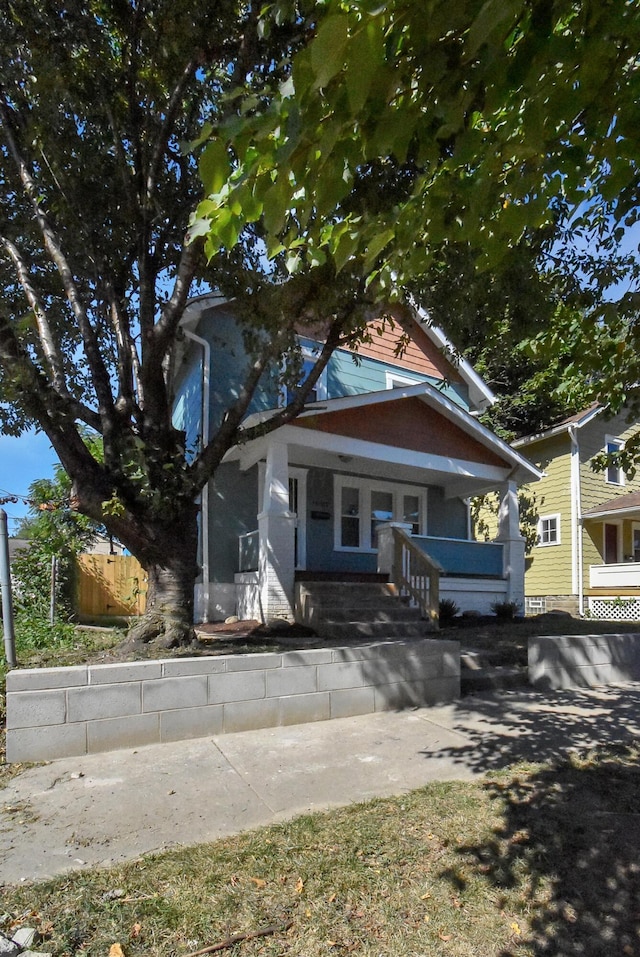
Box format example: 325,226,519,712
491,600,521,621
438,598,460,624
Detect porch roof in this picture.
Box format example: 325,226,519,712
582,490,640,521
230,381,542,498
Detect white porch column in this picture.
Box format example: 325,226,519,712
496,479,526,608
258,440,296,621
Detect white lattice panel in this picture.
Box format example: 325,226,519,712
588,596,640,620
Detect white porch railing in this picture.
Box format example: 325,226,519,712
589,562,640,589
388,525,442,625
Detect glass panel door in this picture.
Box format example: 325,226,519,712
370,490,393,548
341,486,360,547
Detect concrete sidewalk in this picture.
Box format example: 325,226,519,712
2,684,640,885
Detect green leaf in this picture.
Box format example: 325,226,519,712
311,13,350,90
199,139,231,196
465,0,524,59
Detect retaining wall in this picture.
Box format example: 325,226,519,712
529,633,640,690
6,639,460,762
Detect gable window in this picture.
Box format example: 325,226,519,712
537,514,560,546
283,345,328,406
385,370,422,390
605,437,624,485
334,476,426,551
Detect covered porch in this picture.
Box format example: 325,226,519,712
222,384,541,624
583,491,640,620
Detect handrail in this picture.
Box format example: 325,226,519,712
390,526,442,625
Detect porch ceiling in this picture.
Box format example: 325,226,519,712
231,423,521,499
229,382,541,498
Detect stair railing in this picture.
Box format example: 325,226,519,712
383,525,442,626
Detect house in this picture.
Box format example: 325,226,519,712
514,404,640,619
173,294,542,626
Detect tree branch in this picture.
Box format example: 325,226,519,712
0,91,115,423
0,235,67,395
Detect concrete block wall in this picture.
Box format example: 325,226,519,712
529,633,640,690
6,639,460,762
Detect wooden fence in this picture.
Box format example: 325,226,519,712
76,553,147,618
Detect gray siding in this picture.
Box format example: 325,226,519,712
209,463,259,582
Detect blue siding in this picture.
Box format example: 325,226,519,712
326,348,470,409
428,488,468,539
415,536,504,578
172,355,202,460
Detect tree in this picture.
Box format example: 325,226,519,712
3,2,638,651
0,1,381,649
11,463,99,623
195,0,640,419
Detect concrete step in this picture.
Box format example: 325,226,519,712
316,620,432,641
461,664,529,695
303,605,423,625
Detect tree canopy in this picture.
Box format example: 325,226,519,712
195,0,640,425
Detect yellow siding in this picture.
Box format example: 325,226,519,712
521,410,640,601
578,411,640,592
522,434,574,596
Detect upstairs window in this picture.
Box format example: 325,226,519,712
605,437,624,485
537,514,560,546
282,346,328,406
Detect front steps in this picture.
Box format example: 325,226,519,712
295,580,435,641
460,649,528,694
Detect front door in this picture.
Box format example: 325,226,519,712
604,523,620,564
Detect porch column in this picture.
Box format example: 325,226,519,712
258,440,296,621
496,479,526,609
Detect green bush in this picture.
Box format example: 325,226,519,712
439,598,460,624
491,600,521,621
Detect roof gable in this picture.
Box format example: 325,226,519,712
296,395,507,467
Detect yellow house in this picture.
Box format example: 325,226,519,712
514,404,640,619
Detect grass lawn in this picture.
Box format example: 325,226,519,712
1,746,639,956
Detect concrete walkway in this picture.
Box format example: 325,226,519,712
2,684,640,885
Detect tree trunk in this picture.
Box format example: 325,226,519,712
119,506,200,652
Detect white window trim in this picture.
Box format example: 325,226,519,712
384,370,422,390
333,475,427,552
281,344,328,407
537,513,561,547
605,435,625,486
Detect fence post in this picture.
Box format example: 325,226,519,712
0,508,17,668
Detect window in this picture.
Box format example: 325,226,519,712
537,514,560,546
605,437,624,485
385,370,422,390
334,477,426,551
282,345,328,406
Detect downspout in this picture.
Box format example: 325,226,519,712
183,329,211,622
569,424,584,616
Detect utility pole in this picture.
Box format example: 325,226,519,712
0,508,17,668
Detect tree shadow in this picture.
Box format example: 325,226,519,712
420,684,640,774
439,744,640,955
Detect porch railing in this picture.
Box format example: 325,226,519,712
238,529,259,573
590,562,640,589
390,526,442,625
413,536,504,578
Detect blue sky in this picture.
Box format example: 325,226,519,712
0,430,59,535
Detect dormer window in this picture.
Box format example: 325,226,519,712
282,345,328,407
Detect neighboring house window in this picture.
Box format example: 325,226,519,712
334,476,426,551
282,346,328,406
605,436,624,485
537,514,560,546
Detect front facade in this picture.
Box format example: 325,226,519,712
174,295,541,623
515,405,640,619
